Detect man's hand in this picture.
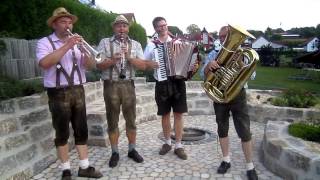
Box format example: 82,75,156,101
146,60,159,69
208,61,220,71
111,52,122,65
65,35,82,50
204,60,220,77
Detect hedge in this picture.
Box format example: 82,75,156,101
0,0,147,47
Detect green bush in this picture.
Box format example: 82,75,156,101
288,123,320,143
86,69,101,82
0,76,44,100
271,88,319,108
0,0,147,46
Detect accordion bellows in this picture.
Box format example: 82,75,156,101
155,41,195,81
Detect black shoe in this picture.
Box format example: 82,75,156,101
217,161,231,174
109,152,120,168
159,144,172,155
61,169,72,180
128,149,144,163
78,166,102,178
247,168,258,180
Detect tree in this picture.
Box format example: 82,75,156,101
258,44,280,67
265,27,273,39
270,34,282,41
287,27,317,38
248,30,264,38
186,24,201,34
129,23,147,48
168,26,183,36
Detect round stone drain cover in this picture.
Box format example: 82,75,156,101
171,127,205,141
158,127,216,145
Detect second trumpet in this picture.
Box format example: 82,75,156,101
66,29,102,63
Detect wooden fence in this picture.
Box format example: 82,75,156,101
0,38,42,80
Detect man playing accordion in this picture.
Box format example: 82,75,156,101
144,17,199,160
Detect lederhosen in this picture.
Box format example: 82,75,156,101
46,36,88,147
152,39,188,115
103,39,137,133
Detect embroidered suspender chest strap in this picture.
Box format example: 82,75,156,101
47,36,82,87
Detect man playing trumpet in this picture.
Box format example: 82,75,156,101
36,7,102,180
96,15,158,168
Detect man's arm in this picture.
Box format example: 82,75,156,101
38,35,82,69
95,38,120,70
82,51,96,70
128,58,158,70
129,42,158,70
200,50,219,79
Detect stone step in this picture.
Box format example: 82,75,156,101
0,93,47,115
0,105,51,136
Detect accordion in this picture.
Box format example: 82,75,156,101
154,41,196,81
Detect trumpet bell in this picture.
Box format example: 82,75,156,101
66,29,102,63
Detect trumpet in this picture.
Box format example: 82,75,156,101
66,29,102,63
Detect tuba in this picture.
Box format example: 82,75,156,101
202,25,259,103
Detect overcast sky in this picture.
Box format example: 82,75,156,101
95,0,320,35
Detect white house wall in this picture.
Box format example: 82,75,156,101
305,37,319,52
252,37,270,49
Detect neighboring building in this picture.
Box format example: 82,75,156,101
252,36,287,50
181,28,215,51
301,37,319,52
120,13,136,24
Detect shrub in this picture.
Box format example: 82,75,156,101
271,88,319,108
288,123,320,143
85,69,101,82
0,76,43,100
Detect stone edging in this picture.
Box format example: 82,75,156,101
262,121,320,180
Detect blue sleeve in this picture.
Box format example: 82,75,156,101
200,50,218,80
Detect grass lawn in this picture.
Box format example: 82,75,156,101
248,66,320,93
191,65,320,94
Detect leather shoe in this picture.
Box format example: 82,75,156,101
78,166,102,178
109,152,120,168
128,149,144,163
61,169,72,180
217,161,231,174
159,144,172,155
247,168,258,180
174,148,187,160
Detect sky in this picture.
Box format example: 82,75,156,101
95,0,320,36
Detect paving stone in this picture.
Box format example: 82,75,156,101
30,115,282,179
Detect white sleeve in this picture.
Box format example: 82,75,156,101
143,42,155,60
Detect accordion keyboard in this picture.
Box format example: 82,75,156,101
154,44,168,81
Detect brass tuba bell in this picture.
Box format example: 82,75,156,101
202,25,259,103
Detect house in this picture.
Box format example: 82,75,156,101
181,28,215,51
301,37,319,52
252,36,287,50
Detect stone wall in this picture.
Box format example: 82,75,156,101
0,92,55,179
1,79,319,179
247,89,320,124
262,121,320,180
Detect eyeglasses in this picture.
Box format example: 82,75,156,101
157,24,167,28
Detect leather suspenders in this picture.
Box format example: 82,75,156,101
47,36,82,87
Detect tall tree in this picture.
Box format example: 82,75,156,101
265,27,273,39
168,26,183,36
248,30,264,38
186,24,201,34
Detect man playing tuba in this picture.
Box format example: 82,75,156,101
200,26,258,180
